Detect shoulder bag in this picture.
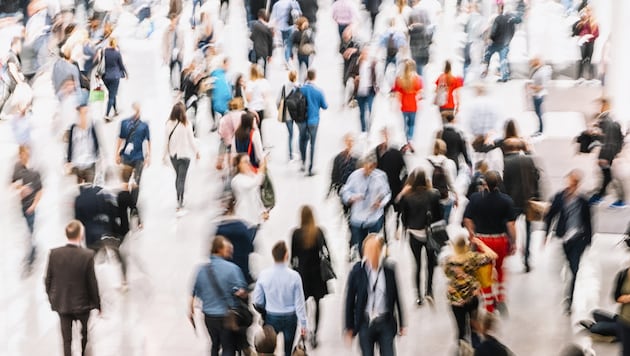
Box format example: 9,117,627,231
318,234,336,281
260,168,275,209
426,210,449,252
167,121,180,158
120,119,141,157
205,263,253,331
277,85,286,122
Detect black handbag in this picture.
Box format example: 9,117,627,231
317,235,336,281
426,211,449,251
205,264,253,331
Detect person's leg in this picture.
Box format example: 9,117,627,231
257,110,265,143
598,165,612,198
375,319,396,356
492,237,510,303
109,78,120,114
618,320,630,356
314,298,321,336
464,296,480,342
366,92,375,132
463,42,472,78
133,160,145,184
533,96,544,133
451,304,467,341
298,122,308,169
578,44,588,79
104,78,115,116
408,236,423,298
178,158,191,206
405,112,416,142
338,24,347,39
482,44,496,75
282,29,293,63
425,241,438,297
78,312,90,355
356,95,367,132
524,216,532,270
220,327,237,356
283,314,298,356
307,125,318,174
584,41,594,80
442,200,453,224
498,45,510,81
59,313,73,356
204,315,223,356
358,323,376,356
22,208,36,266
285,120,294,160
564,238,587,309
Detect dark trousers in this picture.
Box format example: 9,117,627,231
71,164,96,184
381,202,399,242
117,188,139,236
350,217,384,257
59,312,90,356
591,309,618,337
285,119,296,159
266,313,297,356
170,156,191,207
563,237,588,307
297,123,318,174
409,235,436,297
170,59,182,90
103,78,120,116
451,297,479,342
514,210,532,267
599,165,612,198
204,315,237,356
578,41,595,79
22,206,36,266
356,92,375,132
533,96,544,133
358,317,396,356
122,159,144,184
619,319,630,356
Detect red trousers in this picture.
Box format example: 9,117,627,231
477,235,510,312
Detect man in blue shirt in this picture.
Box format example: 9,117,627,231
271,0,301,63
252,241,307,356
299,69,328,176
191,236,248,356
341,153,391,260
115,102,151,183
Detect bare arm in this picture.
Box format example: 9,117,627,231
115,138,124,164
463,218,475,240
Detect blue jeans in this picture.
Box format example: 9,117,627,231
298,123,318,173
356,92,375,132
281,29,294,62
533,96,544,133
266,313,297,356
441,200,454,224
297,54,310,82
338,24,348,38
483,43,510,81
402,111,416,141
285,119,296,159
22,206,36,266
104,78,120,116
350,217,384,256
358,316,396,356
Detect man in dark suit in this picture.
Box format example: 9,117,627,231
345,234,405,356
375,128,407,242
45,220,101,356
544,169,592,314
502,138,540,273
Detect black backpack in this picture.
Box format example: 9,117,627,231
285,86,308,123
386,33,398,58
429,159,449,199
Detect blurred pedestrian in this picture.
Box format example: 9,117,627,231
434,61,463,116
102,37,127,121
392,59,422,150
66,99,100,184
249,10,273,75
299,69,328,176
572,6,599,80
527,57,551,136
231,153,268,227
114,102,151,184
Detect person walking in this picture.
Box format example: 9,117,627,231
331,0,356,38
341,153,391,260
102,37,127,121
231,153,268,227
232,112,264,171
163,15,185,90
438,112,472,174
588,98,626,208
463,171,517,314
190,236,249,356
381,20,406,75
210,57,233,131
253,241,308,356
375,128,407,241
426,139,458,223
217,98,248,169
249,10,273,75
392,59,422,151
216,198,257,284
527,57,551,136
290,17,315,82
66,99,101,184
271,0,301,65
245,64,271,143
299,69,328,176
12,145,43,274
482,4,517,82
544,169,592,314
354,48,377,133
344,234,406,356
443,235,496,346
290,205,332,348
278,70,298,161
397,168,442,305
434,61,463,117
45,220,101,356
114,102,151,184
408,13,432,76
502,138,540,273
163,102,199,212
572,6,599,80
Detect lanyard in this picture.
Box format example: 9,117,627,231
369,266,382,317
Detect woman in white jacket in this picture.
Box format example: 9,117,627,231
231,153,268,226
164,102,199,211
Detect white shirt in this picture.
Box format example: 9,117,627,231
71,125,97,168
246,79,270,112
164,120,199,159
530,65,552,98
357,61,374,97
231,172,265,226
425,155,457,198
365,261,387,320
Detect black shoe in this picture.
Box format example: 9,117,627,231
309,332,318,349
416,297,424,306
524,263,531,273
579,320,595,330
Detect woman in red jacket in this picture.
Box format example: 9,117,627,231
392,59,423,153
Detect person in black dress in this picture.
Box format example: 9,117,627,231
290,205,331,349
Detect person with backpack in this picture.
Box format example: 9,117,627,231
298,69,327,176
278,70,299,161
435,61,463,116
271,0,302,65
66,99,101,184
426,139,458,223
232,112,263,172
290,17,315,82
588,98,626,208
392,59,422,152
380,20,406,75
210,57,233,131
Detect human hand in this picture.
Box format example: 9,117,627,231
344,330,354,345
349,195,363,204
115,155,121,165
144,156,151,167
508,241,517,256
262,210,270,221
26,204,35,215
196,152,200,160
300,328,307,337
398,327,406,336
19,185,33,199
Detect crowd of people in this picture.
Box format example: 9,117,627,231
1,0,628,355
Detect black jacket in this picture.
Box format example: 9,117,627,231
489,13,517,46
399,189,442,230
376,145,407,202
75,185,121,247
544,190,592,245
250,20,274,59
297,0,318,24
67,123,100,164
502,152,540,210
329,151,358,195
345,260,404,335
216,218,257,283
440,125,471,171
597,113,624,162
45,244,101,314
408,23,432,60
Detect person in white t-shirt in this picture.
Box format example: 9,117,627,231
231,153,268,226
245,64,271,144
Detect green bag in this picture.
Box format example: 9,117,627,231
89,89,105,102
260,171,275,209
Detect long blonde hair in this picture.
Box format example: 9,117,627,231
399,59,418,92
299,205,318,249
